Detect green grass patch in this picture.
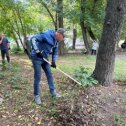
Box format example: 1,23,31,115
57,55,96,74
114,58,126,81
56,54,126,82
10,75,22,89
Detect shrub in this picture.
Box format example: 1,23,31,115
74,66,98,87
11,45,23,54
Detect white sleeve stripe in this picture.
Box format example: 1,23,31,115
32,38,38,50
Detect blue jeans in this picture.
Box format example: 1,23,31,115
32,58,55,96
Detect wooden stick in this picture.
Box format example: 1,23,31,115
43,58,82,86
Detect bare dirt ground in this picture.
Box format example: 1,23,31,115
0,52,126,126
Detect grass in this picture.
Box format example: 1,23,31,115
56,54,96,74
114,57,126,81
55,54,126,82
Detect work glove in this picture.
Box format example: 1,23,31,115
36,52,43,59
51,61,56,68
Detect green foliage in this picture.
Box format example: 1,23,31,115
48,108,60,117
11,45,23,54
10,64,20,89
0,73,5,79
121,14,126,39
10,75,21,89
74,66,98,87
114,113,126,125
0,0,107,43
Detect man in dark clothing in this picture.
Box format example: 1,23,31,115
121,37,126,49
0,34,10,64
31,28,65,105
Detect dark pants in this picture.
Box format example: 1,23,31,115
32,58,55,96
91,49,96,55
1,50,10,63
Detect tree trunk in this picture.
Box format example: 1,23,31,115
12,10,25,49
12,31,20,49
80,20,90,54
93,0,126,86
15,40,20,49
87,26,96,40
72,26,77,50
57,0,65,55
80,0,90,54
16,8,27,39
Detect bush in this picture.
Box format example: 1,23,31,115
11,45,23,54
74,66,98,87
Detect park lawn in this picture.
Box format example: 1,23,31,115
114,57,126,81
55,54,126,82
57,54,96,74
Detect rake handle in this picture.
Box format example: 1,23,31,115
43,58,82,85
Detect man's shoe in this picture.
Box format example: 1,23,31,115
51,91,61,98
34,95,42,105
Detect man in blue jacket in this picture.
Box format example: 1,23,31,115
31,28,65,105
0,34,10,65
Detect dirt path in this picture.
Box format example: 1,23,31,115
88,83,126,126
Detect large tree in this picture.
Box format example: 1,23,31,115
93,0,126,86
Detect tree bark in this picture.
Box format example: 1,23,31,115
93,0,126,86
12,10,25,49
12,31,20,49
57,0,65,55
87,26,96,40
80,0,90,54
72,26,77,50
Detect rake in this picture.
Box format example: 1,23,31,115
43,58,82,86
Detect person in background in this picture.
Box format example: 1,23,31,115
0,34,10,65
121,37,126,49
91,38,99,55
31,28,65,105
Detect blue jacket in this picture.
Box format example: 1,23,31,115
0,38,9,51
31,29,58,62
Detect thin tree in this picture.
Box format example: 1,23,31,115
57,0,65,55
80,0,90,54
72,25,77,50
38,0,57,30
93,0,126,86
